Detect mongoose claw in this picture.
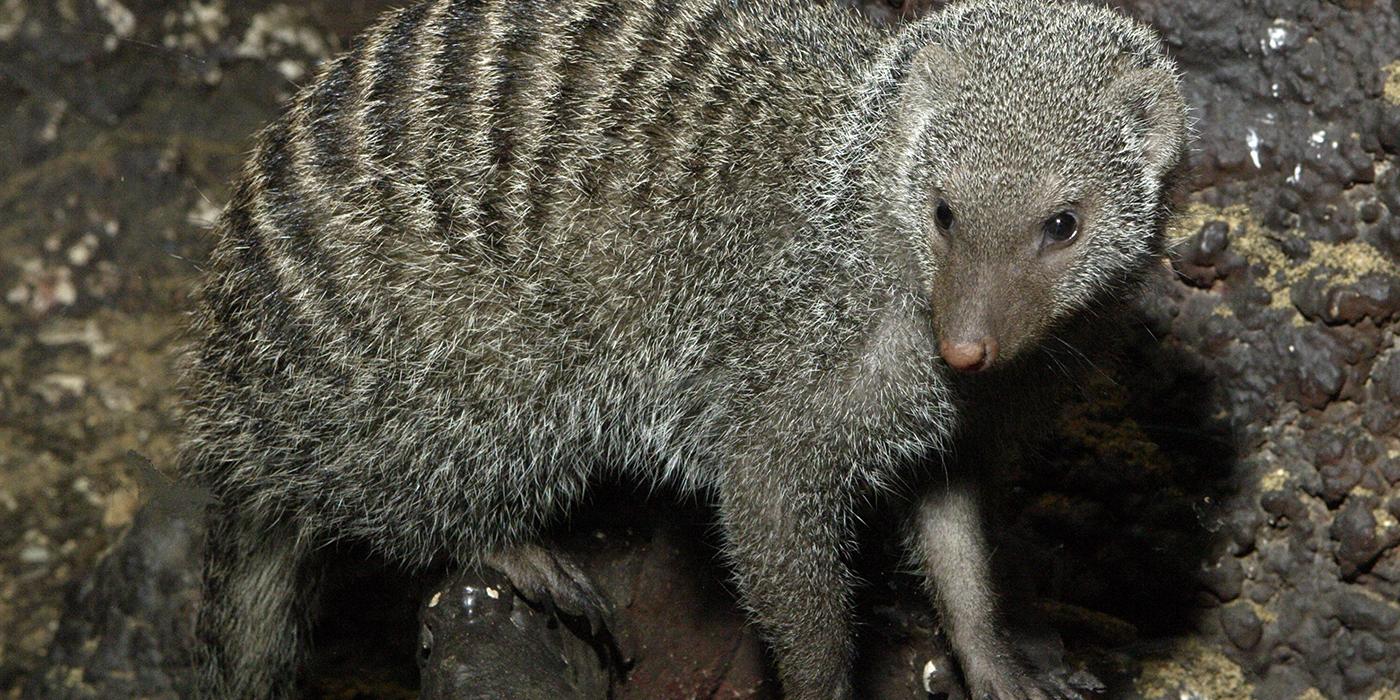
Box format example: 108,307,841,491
1065,669,1105,696
484,543,615,636
968,666,1083,700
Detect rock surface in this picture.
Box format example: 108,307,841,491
2,0,1398,698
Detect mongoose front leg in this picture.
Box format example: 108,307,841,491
913,479,1077,700
719,456,857,700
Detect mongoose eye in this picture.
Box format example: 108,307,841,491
1042,211,1079,246
934,199,955,232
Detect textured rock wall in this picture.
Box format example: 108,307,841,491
1106,0,1400,696
2,0,1398,698
0,2,402,695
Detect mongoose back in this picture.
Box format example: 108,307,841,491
180,0,1188,697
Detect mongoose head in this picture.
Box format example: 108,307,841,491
880,0,1188,373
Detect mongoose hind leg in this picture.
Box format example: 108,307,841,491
195,506,321,700
912,479,1080,700
484,542,614,635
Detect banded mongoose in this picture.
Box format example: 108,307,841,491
179,0,1188,696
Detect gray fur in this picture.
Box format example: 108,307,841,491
178,0,1187,697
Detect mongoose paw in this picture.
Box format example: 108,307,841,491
484,543,615,635
967,665,1085,700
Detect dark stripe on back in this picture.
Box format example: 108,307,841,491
546,0,628,140
537,0,633,215
363,3,434,231
688,41,752,185
478,0,544,252
304,55,358,182
214,181,309,376
424,0,490,243
516,0,613,236
254,120,379,362
643,0,732,194
582,0,687,197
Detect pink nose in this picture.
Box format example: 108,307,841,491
939,338,997,373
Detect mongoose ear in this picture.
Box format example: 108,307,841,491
889,43,965,162
1112,66,1188,183
877,43,963,208
901,43,964,113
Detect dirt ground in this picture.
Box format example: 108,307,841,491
3,0,1400,698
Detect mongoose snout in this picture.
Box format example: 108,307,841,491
939,337,997,373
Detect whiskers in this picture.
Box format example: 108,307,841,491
1042,331,1118,396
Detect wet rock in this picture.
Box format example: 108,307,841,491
1331,497,1381,576
22,487,205,700
855,602,949,700
1223,506,1263,556
1251,663,1316,700
566,506,772,700
1332,590,1400,632
1343,662,1380,695
1317,458,1363,507
1218,603,1264,651
1260,489,1308,524
1366,348,1400,428
1281,326,1349,410
920,655,965,700
1294,273,1400,326
1173,220,1233,286
418,569,610,700
1198,557,1245,603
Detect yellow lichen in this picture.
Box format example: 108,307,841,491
1338,486,1400,553
1377,504,1400,531
1354,585,1400,610
1260,467,1290,493
1134,639,1253,700
1246,599,1278,625
101,485,141,529
1166,202,1253,249
1370,686,1400,700
1308,240,1400,285
1170,199,1400,325
1384,60,1400,106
